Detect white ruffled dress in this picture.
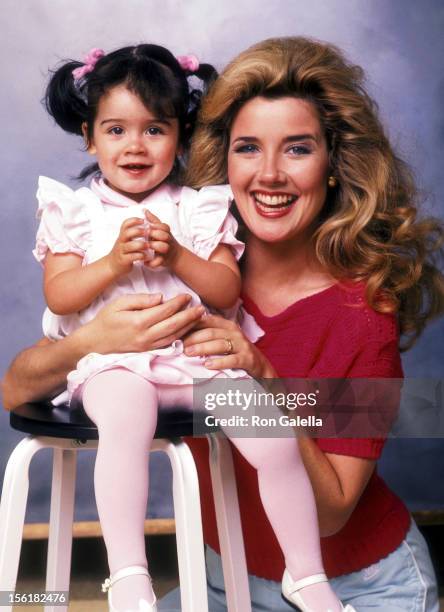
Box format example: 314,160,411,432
34,176,262,402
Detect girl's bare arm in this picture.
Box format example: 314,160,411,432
145,210,241,310
170,244,241,310
44,218,148,315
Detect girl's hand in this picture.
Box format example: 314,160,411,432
144,210,182,270
183,314,276,379
107,217,147,277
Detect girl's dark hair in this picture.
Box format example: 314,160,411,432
45,44,217,182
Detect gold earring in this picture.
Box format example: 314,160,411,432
328,176,337,188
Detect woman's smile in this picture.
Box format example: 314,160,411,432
252,190,299,218
228,96,329,244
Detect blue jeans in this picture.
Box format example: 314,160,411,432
158,521,439,611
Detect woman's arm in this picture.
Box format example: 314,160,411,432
297,438,375,537
1,334,88,409
145,211,241,310
44,218,147,315
1,293,204,411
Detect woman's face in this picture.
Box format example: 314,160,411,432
227,96,330,245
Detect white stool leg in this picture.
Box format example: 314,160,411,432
45,447,77,612
208,434,251,612
153,439,208,612
0,436,49,608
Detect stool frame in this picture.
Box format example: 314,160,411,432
0,430,252,612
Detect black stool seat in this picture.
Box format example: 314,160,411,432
10,402,202,441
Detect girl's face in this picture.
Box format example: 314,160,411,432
85,84,180,202
227,96,330,246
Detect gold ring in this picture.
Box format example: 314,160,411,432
224,338,233,354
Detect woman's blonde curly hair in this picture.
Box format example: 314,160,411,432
186,36,444,350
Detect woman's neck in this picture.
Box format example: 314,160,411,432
242,233,335,315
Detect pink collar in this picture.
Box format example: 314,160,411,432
90,176,181,208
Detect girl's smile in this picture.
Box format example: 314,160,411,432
227,96,329,245
84,85,180,203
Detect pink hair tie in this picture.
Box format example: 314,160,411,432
176,54,199,73
72,48,105,81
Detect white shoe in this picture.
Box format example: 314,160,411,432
102,565,158,612
281,569,356,611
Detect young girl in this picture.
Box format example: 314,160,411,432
34,45,352,612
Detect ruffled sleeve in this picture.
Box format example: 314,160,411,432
181,185,245,261
33,176,91,264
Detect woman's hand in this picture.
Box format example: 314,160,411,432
80,292,205,355
107,217,148,277
144,210,183,270
183,314,276,378
1,293,204,410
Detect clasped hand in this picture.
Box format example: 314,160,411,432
107,210,182,277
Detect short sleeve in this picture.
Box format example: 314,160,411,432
316,303,403,460
180,185,245,261
316,437,385,460
33,176,91,264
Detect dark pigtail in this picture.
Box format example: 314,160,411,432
184,63,218,138
194,62,218,84
44,45,217,184
45,61,88,136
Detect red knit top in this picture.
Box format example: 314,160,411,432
186,282,411,579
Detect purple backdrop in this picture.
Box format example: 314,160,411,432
0,0,443,523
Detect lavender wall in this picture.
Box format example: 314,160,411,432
1,0,443,522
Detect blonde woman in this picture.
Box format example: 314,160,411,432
3,37,443,611
178,37,444,611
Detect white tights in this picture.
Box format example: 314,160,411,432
82,368,341,612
